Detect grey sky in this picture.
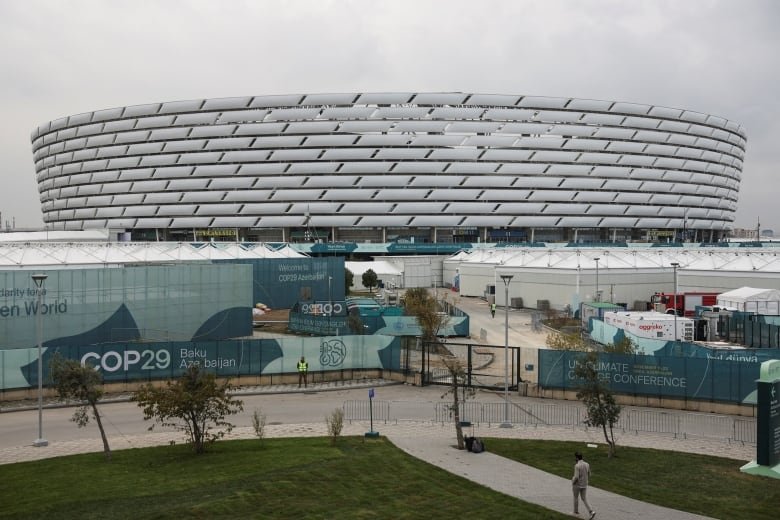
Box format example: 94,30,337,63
1,0,777,231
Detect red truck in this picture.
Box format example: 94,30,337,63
651,292,718,317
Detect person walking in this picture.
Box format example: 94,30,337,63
572,451,596,518
490,302,496,318
297,356,308,388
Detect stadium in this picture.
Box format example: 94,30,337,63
31,92,745,244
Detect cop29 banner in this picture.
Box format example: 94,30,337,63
538,350,760,404
2,335,401,391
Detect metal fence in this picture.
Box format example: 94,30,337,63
617,409,757,445
720,313,780,348
417,341,522,390
435,402,585,427
343,399,756,445
342,400,391,424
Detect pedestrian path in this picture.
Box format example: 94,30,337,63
387,433,714,520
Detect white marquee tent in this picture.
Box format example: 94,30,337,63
444,246,780,311
716,287,780,314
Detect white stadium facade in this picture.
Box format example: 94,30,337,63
31,92,746,244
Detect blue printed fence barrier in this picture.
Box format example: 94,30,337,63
537,350,761,405
7,335,402,391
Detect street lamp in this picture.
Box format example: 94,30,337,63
670,262,680,348
499,274,514,428
31,273,48,447
594,257,600,302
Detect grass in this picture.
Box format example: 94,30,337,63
0,437,569,520
3,436,777,519
487,438,780,520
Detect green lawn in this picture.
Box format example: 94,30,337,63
487,438,780,520
0,437,569,520
2,437,776,520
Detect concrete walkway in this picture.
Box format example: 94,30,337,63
388,433,713,520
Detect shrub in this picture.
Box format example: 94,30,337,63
326,408,344,445
252,408,267,443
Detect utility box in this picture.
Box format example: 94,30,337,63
580,301,627,329
604,310,694,341
511,297,524,309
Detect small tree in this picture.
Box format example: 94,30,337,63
345,268,354,295
440,355,474,450
347,311,365,334
604,336,638,354
325,408,344,445
49,354,112,461
252,408,267,444
133,366,244,454
574,350,621,458
546,331,588,351
404,287,450,342
361,269,378,293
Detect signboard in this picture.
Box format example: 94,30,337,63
310,243,357,254
756,378,780,466
741,359,780,479
757,360,780,467
386,243,471,254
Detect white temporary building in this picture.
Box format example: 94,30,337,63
443,246,780,311
716,287,780,315
345,260,403,290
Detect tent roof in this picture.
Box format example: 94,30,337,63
717,287,780,302
0,242,305,268
446,247,780,273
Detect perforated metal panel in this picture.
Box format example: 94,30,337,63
31,92,745,234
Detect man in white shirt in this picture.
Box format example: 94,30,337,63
572,451,596,519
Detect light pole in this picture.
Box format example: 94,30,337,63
328,275,332,336
594,257,600,302
32,273,48,447
499,274,514,428
671,262,679,348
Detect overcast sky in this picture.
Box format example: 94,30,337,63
1,0,777,232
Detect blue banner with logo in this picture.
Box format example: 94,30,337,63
538,349,760,404
3,335,401,391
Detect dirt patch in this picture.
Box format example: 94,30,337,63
252,308,290,334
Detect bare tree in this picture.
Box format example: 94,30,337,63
440,355,475,450
574,351,621,458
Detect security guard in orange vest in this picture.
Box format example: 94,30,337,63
297,356,308,388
